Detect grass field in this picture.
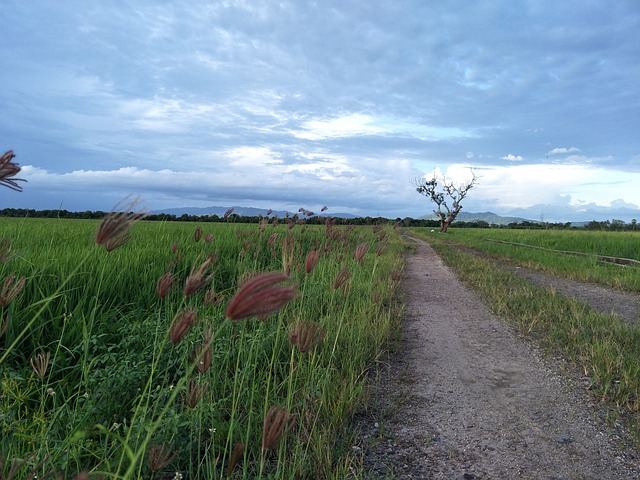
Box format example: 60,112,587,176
410,227,640,440
0,216,405,479
412,227,640,291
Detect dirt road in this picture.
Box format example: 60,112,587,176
357,237,640,479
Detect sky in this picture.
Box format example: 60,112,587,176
1,1,639,222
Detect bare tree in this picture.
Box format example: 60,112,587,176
414,169,477,233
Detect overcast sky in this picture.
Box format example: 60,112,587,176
1,1,639,222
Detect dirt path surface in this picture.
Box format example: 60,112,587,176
356,236,640,479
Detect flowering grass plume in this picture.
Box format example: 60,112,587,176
0,239,15,264
376,243,388,256
157,272,176,299
354,242,369,265
0,150,26,192
192,329,212,374
95,196,147,252
184,379,207,409
289,320,326,353
262,405,293,451
183,258,215,296
30,351,51,379
225,272,298,321
1,275,26,308
170,309,198,345
148,442,179,473
305,250,320,274
225,442,244,477
333,268,352,290
193,226,202,243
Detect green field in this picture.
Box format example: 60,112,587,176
0,217,404,479
411,227,640,291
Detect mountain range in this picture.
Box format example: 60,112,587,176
153,205,538,224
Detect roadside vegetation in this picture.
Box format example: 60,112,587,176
410,227,640,441
417,228,640,291
0,212,404,479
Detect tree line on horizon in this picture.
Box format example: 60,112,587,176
0,207,637,231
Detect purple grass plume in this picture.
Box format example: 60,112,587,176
0,150,26,192
225,272,298,321
95,196,147,252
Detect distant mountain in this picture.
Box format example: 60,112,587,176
152,205,358,219
421,211,537,225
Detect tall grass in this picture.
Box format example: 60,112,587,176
0,216,404,479
412,228,640,291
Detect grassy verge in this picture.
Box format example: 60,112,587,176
409,228,640,441
414,228,640,292
0,217,405,479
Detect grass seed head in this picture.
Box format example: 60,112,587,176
375,243,388,256
354,242,369,265
192,329,213,374
148,442,179,472
95,196,147,252
262,405,293,451
183,258,215,296
289,320,326,353
193,226,202,242
305,249,320,274
157,272,176,299
225,442,244,477
30,351,51,379
185,378,207,408
268,232,278,249
225,272,298,321
170,309,198,345
0,150,26,192
1,275,26,308
333,268,352,290
0,239,15,264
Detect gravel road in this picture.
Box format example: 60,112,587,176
355,236,640,479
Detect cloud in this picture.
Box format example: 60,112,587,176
290,113,477,141
15,156,424,217
547,147,580,155
467,162,640,210
501,154,524,162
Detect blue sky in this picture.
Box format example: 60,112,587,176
1,1,639,222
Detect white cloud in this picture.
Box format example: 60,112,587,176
501,154,524,161
223,146,282,167
547,147,580,155
16,155,422,217
470,163,640,210
291,113,476,141
292,114,384,140
118,97,217,133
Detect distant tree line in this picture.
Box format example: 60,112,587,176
0,208,637,231
0,208,400,226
